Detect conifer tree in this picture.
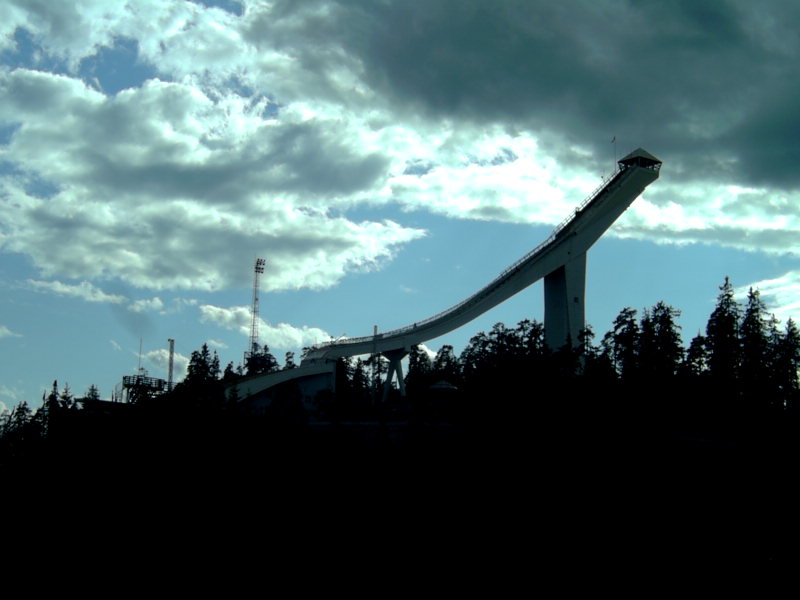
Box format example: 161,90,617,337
680,333,709,378
774,318,800,406
459,331,490,384
245,343,279,376
739,288,770,391
405,344,433,394
350,357,371,401
607,307,640,381
433,345,460,385
222,362,237,381
705,277,741,383
187,344,214,383
517,319,546,359
639,302,683,380
210,350,221,380
60,383,75,409
84,384,101,402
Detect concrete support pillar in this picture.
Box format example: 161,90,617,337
544,252,586,350
382,349,408,402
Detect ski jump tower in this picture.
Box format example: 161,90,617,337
233,148,662,403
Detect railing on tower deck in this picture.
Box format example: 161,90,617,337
309,164,634,353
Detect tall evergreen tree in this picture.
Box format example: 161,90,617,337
774,318,800,407
705,277,741,383
739,287,770,392
459,331,490,384
187,343,215,383
579,325,616,382
84,384,101,402
60,383,75,409
365,353,388,393
405,344,433,394
432,345,460,385
639,302,683,380
245,343,279,376
607,307,640,381
222,362,238,381
517,319,546,359
680,333,709,378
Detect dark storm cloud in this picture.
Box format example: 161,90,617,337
260,0,799,189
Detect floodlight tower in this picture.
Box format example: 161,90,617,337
246,258,266,363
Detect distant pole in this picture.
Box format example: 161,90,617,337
167,338,175,391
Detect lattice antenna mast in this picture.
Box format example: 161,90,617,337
248,258,266,360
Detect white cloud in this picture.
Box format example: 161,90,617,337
262,321,333,350
739,271,800,325
129,297,165,313
198,303,330,350
417,343,438,361
2,0,800,307
613,182,800,257
142,348,189,382
207,338,229,349
0,325,22,338
25,279,127,304
110,340,123,351
0,68,424,293
0,384,19,404
198,304,250,335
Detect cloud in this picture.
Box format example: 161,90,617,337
0,325,22,338
0,384,19,404
25,279,127,304
110,340,123,351
128,297,165,313
417,343,437,362
739,271,800,325
612,182,800,257
142,348,189,381
2,0,800,303
197,304,251,336
0,68,424,293
198,303,330,350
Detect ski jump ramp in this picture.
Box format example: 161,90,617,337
235,148,661,403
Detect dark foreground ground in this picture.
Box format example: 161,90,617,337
4,399,798,576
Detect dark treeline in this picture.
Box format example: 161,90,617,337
330,276,800,428
3,276,800,461
3,277,800,565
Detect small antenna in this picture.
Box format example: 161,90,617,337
138,337,143,373
167,338,175,391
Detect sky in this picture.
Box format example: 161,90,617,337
3,0,800,410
